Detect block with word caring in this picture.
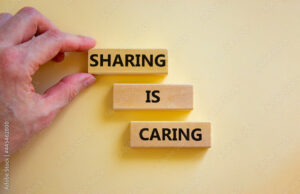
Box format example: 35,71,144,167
88,49,168,74
113,84,193,110
130,121,211,148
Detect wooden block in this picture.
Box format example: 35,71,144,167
88,49,168,74
113,84,193,110
130,121,211,148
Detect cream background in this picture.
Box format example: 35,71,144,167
0,0,300,193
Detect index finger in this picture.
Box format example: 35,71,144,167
0,7,56,46
19,29,95,75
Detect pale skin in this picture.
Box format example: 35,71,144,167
0,7,96,162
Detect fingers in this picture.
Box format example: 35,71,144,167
19,29,95,75
43,73,95,112
0,7,56,46
0,13,12,27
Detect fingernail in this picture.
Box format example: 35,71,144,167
85,36,96,43
83,75,96,86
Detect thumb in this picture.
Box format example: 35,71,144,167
43,73,95,112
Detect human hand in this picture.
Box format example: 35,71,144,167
0,7,96,162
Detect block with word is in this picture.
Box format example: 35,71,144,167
88,49,168,74
130,121,211,148
113,84,193,110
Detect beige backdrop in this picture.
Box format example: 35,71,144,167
0,0,300,193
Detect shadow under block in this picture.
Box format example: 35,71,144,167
130,121,211,148
113,84,193,110
88,49,168,74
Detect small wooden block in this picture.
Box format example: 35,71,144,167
113,84,193,110
130,121,211,148
88,49,168,74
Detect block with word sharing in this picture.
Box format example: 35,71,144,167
130,121,211,148
113,84,193,110
88,49,168,74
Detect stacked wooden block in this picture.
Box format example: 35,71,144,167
89,49,211,148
